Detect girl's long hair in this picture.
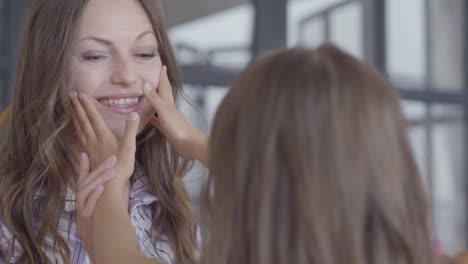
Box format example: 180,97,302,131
202,45,435,264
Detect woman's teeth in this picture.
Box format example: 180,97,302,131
99,97,140,107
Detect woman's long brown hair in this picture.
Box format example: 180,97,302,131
202,45,435,264
0,0,197,263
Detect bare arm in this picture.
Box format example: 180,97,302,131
89,113,161,264
142,66,209,167
72,94,161,264
93,179,160,264
71,66,208,263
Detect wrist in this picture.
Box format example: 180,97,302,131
191,131,209,167
103,178,130,205
106,176,127,190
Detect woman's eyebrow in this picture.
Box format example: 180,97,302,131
136,30,155,40
77,30,156,46
78,36,113,46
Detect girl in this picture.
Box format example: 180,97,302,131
0,0,198,263
76,45,439,264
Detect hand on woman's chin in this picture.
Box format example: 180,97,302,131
106,121,127,142
109,118,152,142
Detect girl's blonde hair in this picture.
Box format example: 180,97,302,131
202,45,435,264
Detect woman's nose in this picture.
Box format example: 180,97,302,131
110,58,138,87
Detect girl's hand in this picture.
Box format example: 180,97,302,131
70,92,118,170
114,112,140,183
143,66,209,166
71,91,139,183
76,153,117,260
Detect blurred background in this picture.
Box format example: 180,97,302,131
0,0,467,255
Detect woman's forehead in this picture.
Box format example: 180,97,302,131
77,0,154,39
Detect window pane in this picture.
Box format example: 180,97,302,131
402,101,428,182
431,104,466,254
402,100,427,121
298,19,326,48
329,2,363,58
402,101,467,254
169,4,253,69
427,1,464,92
289,0,363,58
386,0,426,87
288,0,343,46
408,126,428,186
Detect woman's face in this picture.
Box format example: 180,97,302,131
69,0,161,140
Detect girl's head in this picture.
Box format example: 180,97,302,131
0,0,196,263
204,45,434,264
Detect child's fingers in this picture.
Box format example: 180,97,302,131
118,113,140,171
72,115,87,148
142,82,164,113
82,185,104,217
72,93,97,141
70,93,88,146
78,94,111,140
159,66,174,101
78,169,115,205
82,155,117,186
121,113,140,154
78,153,90,181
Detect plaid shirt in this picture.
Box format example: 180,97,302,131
0,169,174,264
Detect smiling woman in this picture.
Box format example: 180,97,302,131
0,0,197,263
68,0,163,139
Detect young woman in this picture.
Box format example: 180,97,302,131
76,45,439,264
0,0,198,263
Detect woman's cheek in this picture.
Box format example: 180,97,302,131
141,61,162,86
69,65,106,95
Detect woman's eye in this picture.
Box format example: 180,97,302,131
82,54,107,62
136,53,157,60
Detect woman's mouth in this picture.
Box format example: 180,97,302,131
96,95,144,115
98,97,141,107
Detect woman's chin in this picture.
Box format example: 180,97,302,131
105,120,127,141
109,128,125,142
108,120,151,142
99,105,155,141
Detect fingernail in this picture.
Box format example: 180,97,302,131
143,83,152,92
130,112,139,120
70,91,77,97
